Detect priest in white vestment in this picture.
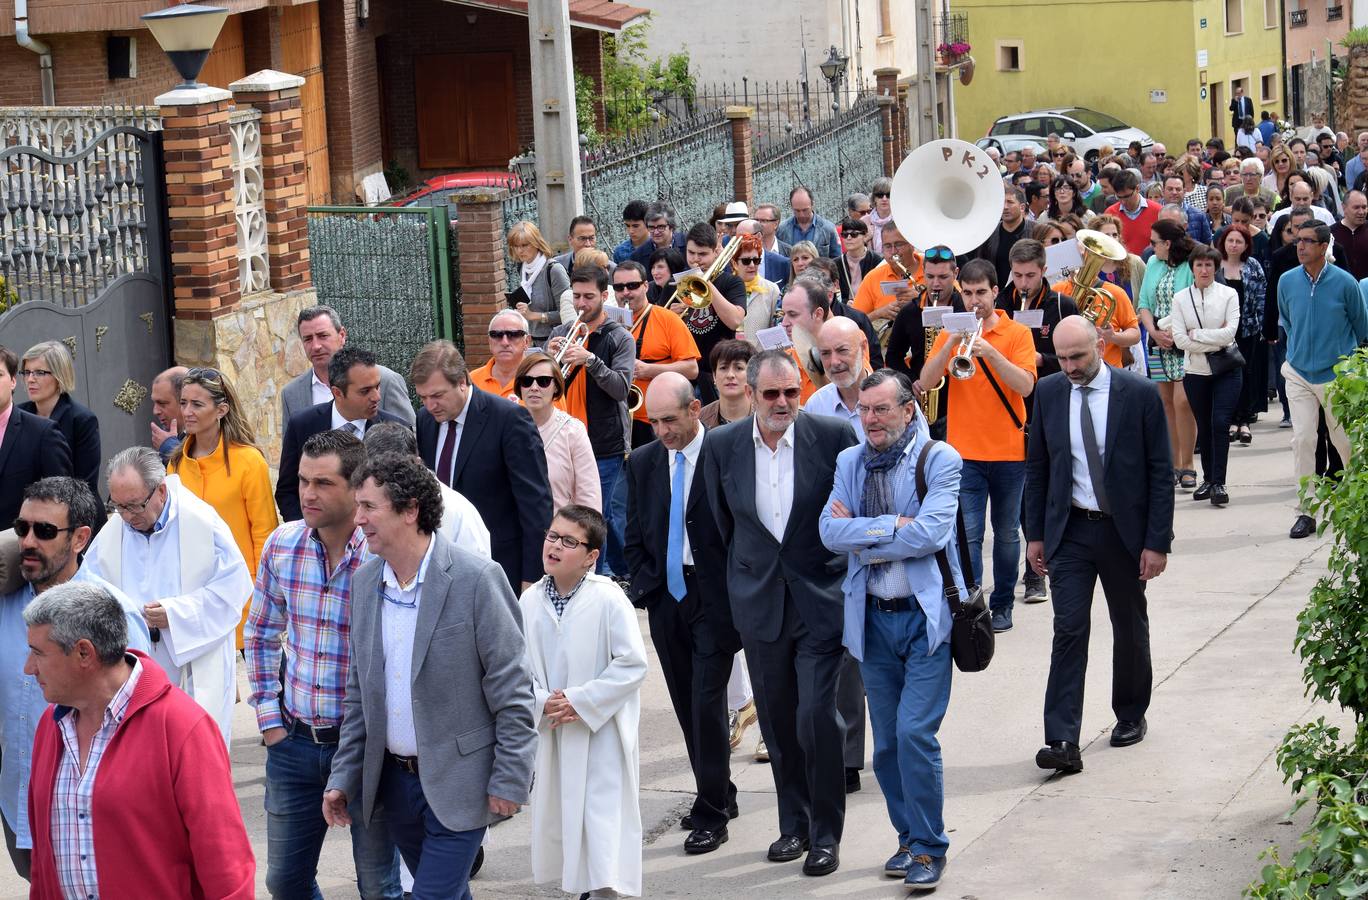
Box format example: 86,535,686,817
519,505,647,899
84,447,253,744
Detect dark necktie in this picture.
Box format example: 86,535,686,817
436,422,457,487
1079,386,1110,514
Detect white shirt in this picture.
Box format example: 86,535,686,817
434,400,472,484
380,536,435,756
670,424,706,565
438,483,493,558
310,371,332,406
752,417,796,541
804,382,864,441
329,403,367,436
1068,362,1111,511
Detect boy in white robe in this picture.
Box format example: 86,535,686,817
520,505,648,900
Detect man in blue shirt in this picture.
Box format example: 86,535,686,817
777,186,841,258
612,200,652,264
1279,221,1368,538
0,477,149,879
1258,112,1277,148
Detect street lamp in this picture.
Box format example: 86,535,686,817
818,45,850,109
141,4,229,90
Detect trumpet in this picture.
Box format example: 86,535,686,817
552,312,590,378
950,320,983,381
670,235,742,309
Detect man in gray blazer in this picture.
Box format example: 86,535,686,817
282,305,416,427
322,452,536,899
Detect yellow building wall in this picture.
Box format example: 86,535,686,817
954,0,1283,152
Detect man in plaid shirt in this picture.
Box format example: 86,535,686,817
244,430,402,899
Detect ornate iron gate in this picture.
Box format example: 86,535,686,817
0,120,172,489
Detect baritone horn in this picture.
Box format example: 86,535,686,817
670,235,743,309
1070,229,1128,328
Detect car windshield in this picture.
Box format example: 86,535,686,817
1063,108,1128,132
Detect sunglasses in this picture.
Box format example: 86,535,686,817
13,518,77,541
544,529,586,550
519,374,556,389
613,280,645,291
185,366,223,384
737,257,762,266
924,247,955,262
760,387,801,401
488,329,527,341
871,191,890,199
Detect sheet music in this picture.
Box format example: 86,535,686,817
920,305,950,327
756,325,793,349
1013,308,1045,329
941,311,979,334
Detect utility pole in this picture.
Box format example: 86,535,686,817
914,0,939,146
528,0,584,247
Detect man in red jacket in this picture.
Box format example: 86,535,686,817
22,580,254,899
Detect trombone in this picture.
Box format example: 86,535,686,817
950,320,983,381
551,312,590,379
669,236,742,309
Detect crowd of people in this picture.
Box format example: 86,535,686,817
0,118,1364,899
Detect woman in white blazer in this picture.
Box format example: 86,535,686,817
1168,244,1241,507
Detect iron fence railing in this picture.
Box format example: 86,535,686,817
754,95,884,224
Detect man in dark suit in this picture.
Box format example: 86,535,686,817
625,372,742,855
1024,317,1174,774
702,349,858,876
411,340,553,592
1230,85,1254,131
0,346,72,531
275,346,409,521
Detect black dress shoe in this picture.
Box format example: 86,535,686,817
845,767,861,793
1035,740,1083,773
1192,480,1212,501
1210,484,1229,506
802,845,840,876
1290,514,1316,539
680,801,739,831
684,826,729,854
767,834,809,862
1110,718,1147,747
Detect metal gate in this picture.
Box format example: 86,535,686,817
0,121,172,488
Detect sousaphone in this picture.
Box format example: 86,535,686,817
889,139,1005,255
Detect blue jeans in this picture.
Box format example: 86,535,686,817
595,455,628,575
379,761,486,900
959,459,1025,612
264,734,401,900
859,602,953,856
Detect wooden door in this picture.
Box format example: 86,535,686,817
281,3,332,205
1210,81,1225,149
414,52,517,169
199,14,247,90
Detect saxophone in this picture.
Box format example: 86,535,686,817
921,287,948,422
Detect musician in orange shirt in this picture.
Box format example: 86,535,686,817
614,260,701,447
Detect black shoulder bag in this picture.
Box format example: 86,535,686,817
914,441,995,673
980,361,1028,456
1185,286,1245,377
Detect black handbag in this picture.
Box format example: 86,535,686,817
1185,287,1246,377
914,442,995,673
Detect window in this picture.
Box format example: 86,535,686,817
1265,0,1278,26
997,41,1023,72
879,0,893,36
1261,69,1279,104
1225,0,1244,33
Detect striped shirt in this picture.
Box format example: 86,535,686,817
245,522,368,732
51,656,142,900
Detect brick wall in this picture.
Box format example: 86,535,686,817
318,0,382,201
0,31,180,106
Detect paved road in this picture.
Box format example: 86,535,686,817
0,416,1340,898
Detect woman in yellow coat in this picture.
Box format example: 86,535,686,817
169,367,278,648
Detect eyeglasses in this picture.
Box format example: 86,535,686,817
519,374,556,389
1116,190,1136,200
1052,150,1066,157
1297,237,1327,245
19,368,52,379
647,223,671,232
755,217,779,223
109,485,158,515
737,256,762,266
760,387,801,401
487,329,527,342
924,247,955,262
856,403,904,417
871,192,890,199
613,280,645,291
854,207,871,215
12,518,77,541
544,529,586,550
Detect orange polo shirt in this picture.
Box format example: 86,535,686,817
469,359,520,403
928,314,1037,461
628,305,701,423
851,255,927,315
1050,279,1140,369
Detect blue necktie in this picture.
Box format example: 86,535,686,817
667,451,687,601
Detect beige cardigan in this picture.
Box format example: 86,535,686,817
537,407,602,511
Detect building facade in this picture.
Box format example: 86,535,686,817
1286,0,1351,126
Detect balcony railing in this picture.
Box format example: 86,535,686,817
935,12,970,66
1290,8,1308,26
1328,4,1344,20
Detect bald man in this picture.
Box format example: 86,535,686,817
624,372,743,854
150,365,188,462
1024,316,1173,773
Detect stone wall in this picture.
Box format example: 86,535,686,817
174,289,314,467
1341,47,1368,134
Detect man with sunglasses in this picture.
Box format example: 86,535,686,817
470,310,533,401
702,350,859,877
885,245,966,440
0,346,71,533
85,447,251,745
0,477,150,880
1103,169,1161,256
1066,158,1103,214
616,260,700,448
